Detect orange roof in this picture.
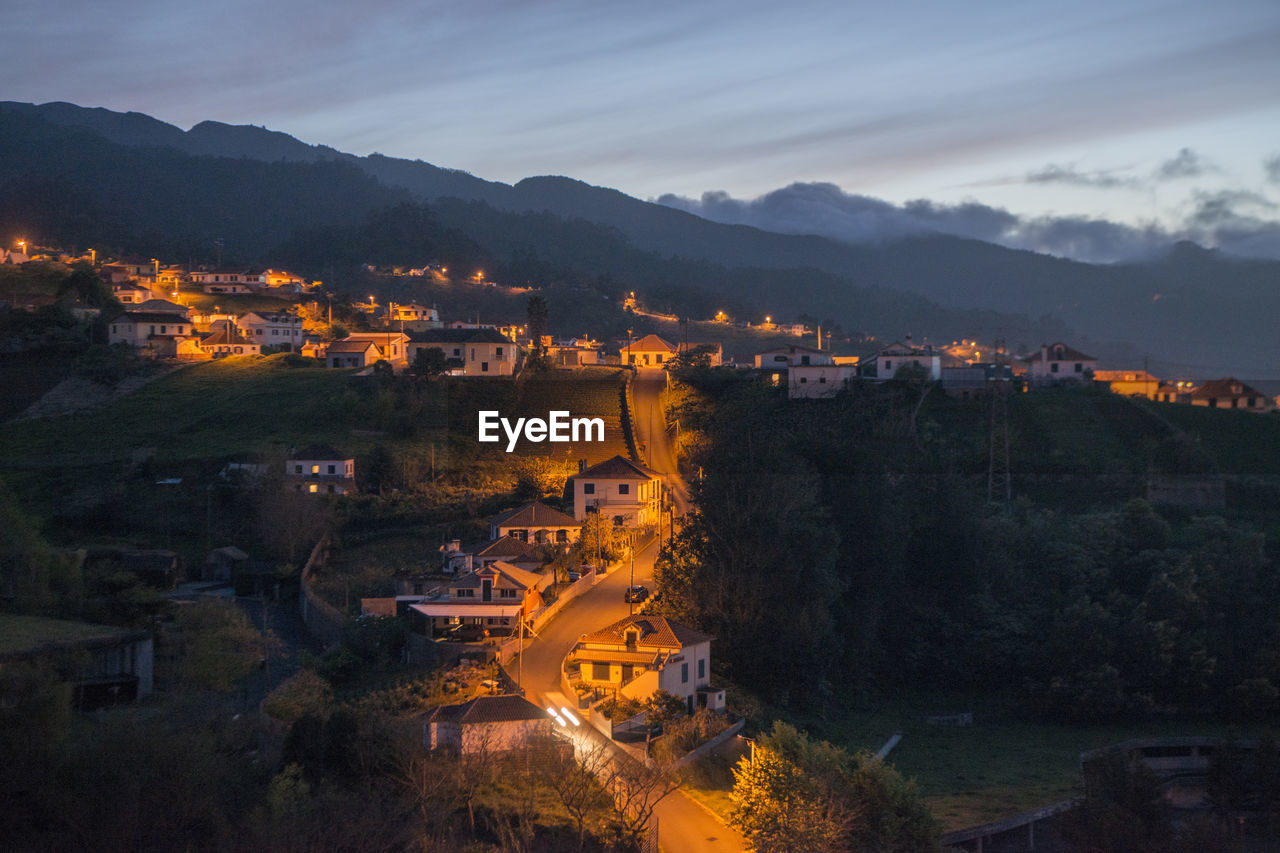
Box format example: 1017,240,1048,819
630,334,675,352
580,614,713,649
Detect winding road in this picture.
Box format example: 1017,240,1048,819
510,367,745,853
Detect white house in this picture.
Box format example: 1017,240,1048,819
111,282,153,304
238,312,304,351
625,334,675,368
788,363,859,398
873,337,966,380
569,455,663,528
108,312,195,350
1020,343,1097,385
570,614,721,714
285,444,355,495
754,344,832,369
388,302,439,324
426,695,555,754
326,339,381,368
489,501,580,544
338,332,410,367
409,560,549,637
200,325,261,358
191,268,262,294
407,328,517,376
1190,378,1276,412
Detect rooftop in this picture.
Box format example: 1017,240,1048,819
427,694,548,725
580,614,714,649
574,455,662,481
491,501,578,528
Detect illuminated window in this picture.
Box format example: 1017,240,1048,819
311,465,319,474
308,484,318,493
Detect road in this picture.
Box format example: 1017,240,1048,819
631,369,691,514
514,536,745,853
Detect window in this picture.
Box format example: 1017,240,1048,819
453,348,461,357
800,377,808,384
681,662,689,683
592,662,610,681
698,658,705,679
1074,363,1083,373
656,354,663,363
481,362,489,372
470,348,476,360
801,355,810,365
583,483,595,495
496,347,504,356
308,484,318,493
500,588,517,598
456,588,475,598
884,360,892,371
327,464,336,475
556,530,568,543
311,465,319,474
618,483,630,495
819,377,827,383
1050,363,1059,373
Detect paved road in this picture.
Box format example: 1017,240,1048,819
631,369,691,514
514,535,745,853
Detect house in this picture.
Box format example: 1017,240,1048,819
200,325,261,358
568,455,663,528
490,501,580,544
388,302,439,324
569,614,722,714
204,546,249,582
754,344,832,369
941,363,1016,399
191,268,262,294
238,312,304,351
426,694,555,753
1095,370,1163,399
624,334,675,368
338,332,410,367
1,249,31,265
0,613,154,710
788,363,858,398
409,560,549,638
1020,342,1097,384
285,444,355,495
1189,378,1276,412
407,328,517,376
107,311,195,351
111,282,153,304
326,339,382,368
133,298,191,318
548,338,603,367
675,340,724,367
436,535,544,575
872,337,967,380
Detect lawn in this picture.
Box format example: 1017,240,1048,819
775,692,1270,832
1148,400,1280,476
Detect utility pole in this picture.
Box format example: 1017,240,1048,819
988,338,1012,504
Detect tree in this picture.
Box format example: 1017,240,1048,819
534,738,611,850
580,513,623,564
511,456,571,500
731,746,851,853
410,345,448,379
526,295,550,369
601,753,679,848
177,599,278,693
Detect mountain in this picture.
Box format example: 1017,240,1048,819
2,101,1278,376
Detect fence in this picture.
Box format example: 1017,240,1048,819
298,534,343,647
495,566,608,665
671,718,747,769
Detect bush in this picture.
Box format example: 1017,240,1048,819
650,709,732,765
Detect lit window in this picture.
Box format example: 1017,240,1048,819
308,484,318,493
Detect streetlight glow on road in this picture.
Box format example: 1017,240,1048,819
547,707,566,726
560,706,581,726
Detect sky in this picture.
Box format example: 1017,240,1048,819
7,0,1280,261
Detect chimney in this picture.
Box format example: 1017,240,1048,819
578,459,587,473
1041,344,1048,364
448,539,461,552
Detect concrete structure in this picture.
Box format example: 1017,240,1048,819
107,311,195,350
754,344,832,368
0,613,154,709
1189,377,1275,412
788,363,858,398
570,614,716,713
873,337,966,380
191,268,262,293
200,325,260,358
338,332,410,367
569,455,663,528
285,444,355,495
625,333,676,368
326,339,381,368
238,311,304,351
1020,342,1097,385
1094,369,1163,399
407,328,517,376
409,560,549,637
426,694,555,753
489,501,580,544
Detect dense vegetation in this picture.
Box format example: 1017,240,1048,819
656,369,1280,723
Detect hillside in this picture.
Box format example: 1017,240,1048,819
4,101,1280,375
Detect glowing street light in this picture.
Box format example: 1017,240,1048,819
547,707,566,727
559,706,581,726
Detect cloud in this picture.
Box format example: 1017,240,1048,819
1266,154,1280,184
1153,147,1213,180
1025,163,1140,189
656,182,1280,263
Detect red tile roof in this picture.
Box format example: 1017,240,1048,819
427,694,548,724
573,455,662,481
491,501,578,528
580,614,713,649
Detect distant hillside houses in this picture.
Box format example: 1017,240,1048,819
408,328,517,376
285,445,355,495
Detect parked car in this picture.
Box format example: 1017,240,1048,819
624,585,650,603
448,623,489,642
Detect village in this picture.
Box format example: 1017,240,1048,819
4,241,1280,852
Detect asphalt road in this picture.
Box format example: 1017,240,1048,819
631,369,691,514
510,372,746,852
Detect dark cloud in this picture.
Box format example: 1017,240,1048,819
656,182,1280,263
1025,163,1140,189
1266,154,1280,184
1154,147,1212,180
